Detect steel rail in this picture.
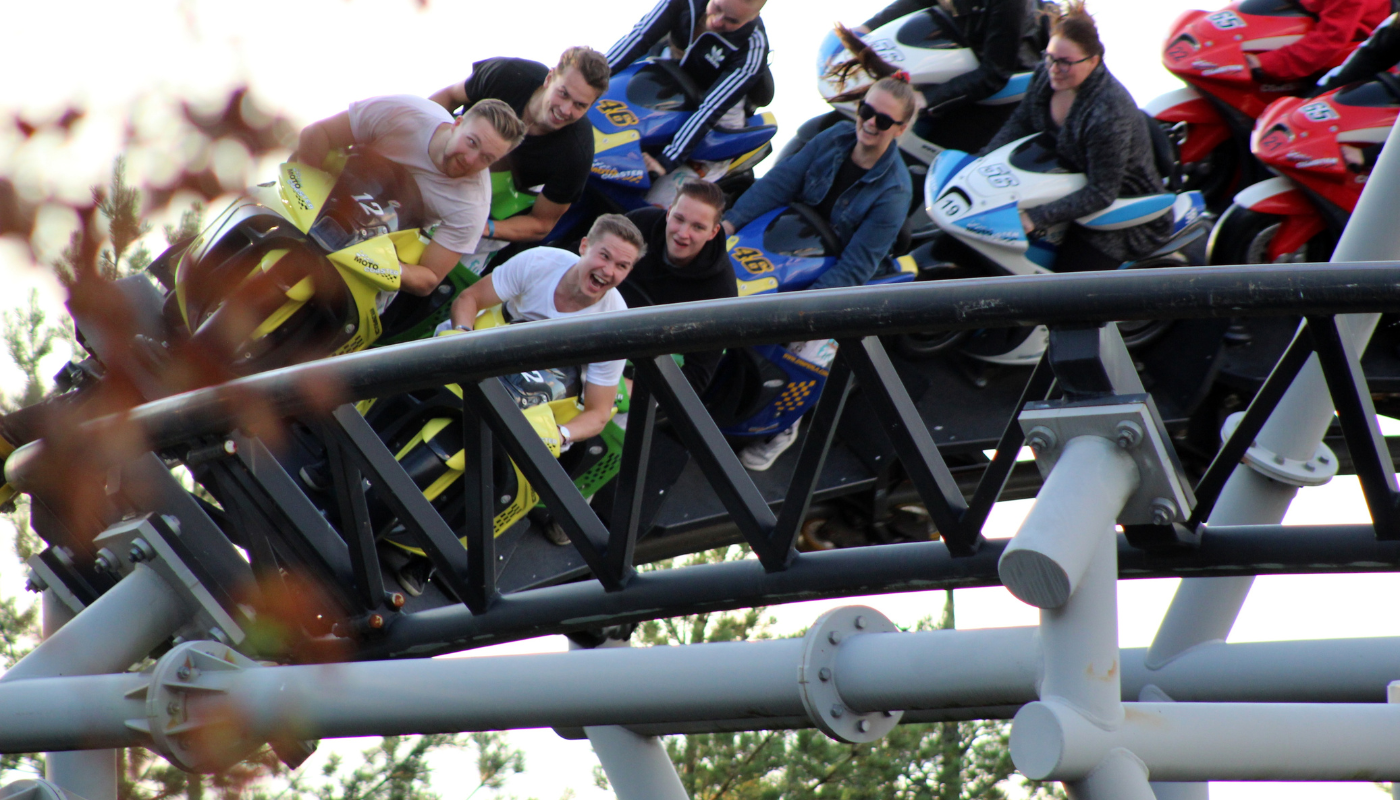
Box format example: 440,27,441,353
357,523,1400,658
6,262,1399,470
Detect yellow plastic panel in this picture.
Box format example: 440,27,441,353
278,162,336,233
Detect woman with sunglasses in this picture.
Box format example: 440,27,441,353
720,75,917,470
977,0,1168,272
722,75,917,291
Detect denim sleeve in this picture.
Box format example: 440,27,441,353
810,183,911,290
723,131,822,231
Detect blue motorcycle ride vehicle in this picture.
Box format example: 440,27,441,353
550,58,779,238
702,204,919,438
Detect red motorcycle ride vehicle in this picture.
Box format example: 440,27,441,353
1207,70,1399,264
1147,0,1368,211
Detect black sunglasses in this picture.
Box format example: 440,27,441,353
857,101,906,131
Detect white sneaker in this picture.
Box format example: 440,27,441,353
740,421,801,472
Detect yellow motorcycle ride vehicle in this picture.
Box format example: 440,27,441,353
171,148,453,371
355,306,627,584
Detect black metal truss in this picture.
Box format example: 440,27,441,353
16,263,1400,659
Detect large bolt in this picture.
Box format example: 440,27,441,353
827,630,843,645
128,538,155,564
856,719,870,733
818,667,832,683
386,592,406,609
176,665,192,681
343,323,357,335
1025,426,1056,456
23,570,45,593
223,440,238,455
1150,498,1177,527
1115,420,1143,450
93,548,119,574
368,614,385,630
853,616,867,630
830,704,845,719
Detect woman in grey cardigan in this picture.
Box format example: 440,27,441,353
978,0,1167,271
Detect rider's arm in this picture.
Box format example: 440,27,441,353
400,241,464,296
723,123,826,232
921,0,1024,114
490,196,571,242
860,0,933,33
448,274,504,329
295,111,355,170
1320,13,1400,91
1024,109,1135,230
567,381,620,442
429,82,470,114
1255,0,1381,81
606,0,682,73
975,69,1042,155
656,26,770,170
810,179,912,291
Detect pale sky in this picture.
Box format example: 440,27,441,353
0,0,1395,798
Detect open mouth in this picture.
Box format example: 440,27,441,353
588,271,610,292
551,107,570,126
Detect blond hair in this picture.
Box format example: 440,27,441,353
464,98,526,148
557,46,610,95
587,213,647,259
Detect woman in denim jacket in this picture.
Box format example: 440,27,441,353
722,76,916,290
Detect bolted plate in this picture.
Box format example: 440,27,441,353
799,605,904,743
1020,397,1195,527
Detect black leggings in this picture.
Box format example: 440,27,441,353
1054,228,1122,273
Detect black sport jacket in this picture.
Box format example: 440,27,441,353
606,0,771,170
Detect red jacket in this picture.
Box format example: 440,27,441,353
1256,0,1392,81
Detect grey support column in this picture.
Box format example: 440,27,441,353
571,638,690,800
3,564,192,800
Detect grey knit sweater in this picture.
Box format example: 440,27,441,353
978,62,1169,263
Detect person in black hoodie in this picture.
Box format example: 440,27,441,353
621,179,736,394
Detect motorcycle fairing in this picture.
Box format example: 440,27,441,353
983,72,1034,105
1077,194,1178,231
717,343,830,438
1161,1,1327,121
928,149,976,196
1251,76,1399,215
587,60,779,191
277,162,338,233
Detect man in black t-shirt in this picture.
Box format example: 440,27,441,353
621,180,736,394
430,47,610,245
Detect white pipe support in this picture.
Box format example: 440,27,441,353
2,564,190,683
1038,522,1123,727
834,626,1040,712
571,637,691,800
584,726,690,800
1012,699,1400,782
0,673,147,751
999,435,1140,609
1066,748,1156,800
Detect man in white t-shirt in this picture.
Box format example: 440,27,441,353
449,214,646,447
295,95,525,295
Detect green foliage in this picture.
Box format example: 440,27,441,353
269,733,522,800
95,156,153,281
0,291,72,412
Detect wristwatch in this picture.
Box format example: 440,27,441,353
454,324,472,332
558,425,572,446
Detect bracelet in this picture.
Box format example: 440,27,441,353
487,219,495,238
454,324,472,332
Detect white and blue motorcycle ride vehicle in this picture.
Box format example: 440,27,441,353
917,131,1211,362
787,8,1037,175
